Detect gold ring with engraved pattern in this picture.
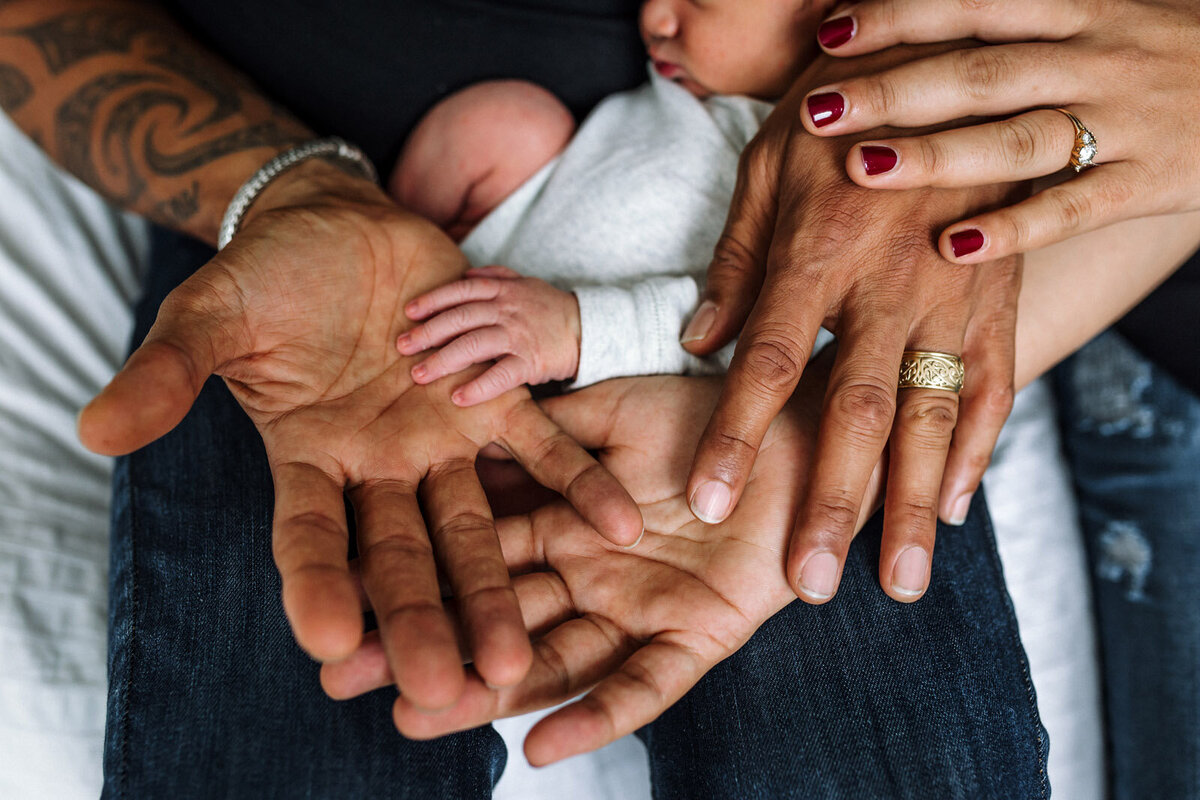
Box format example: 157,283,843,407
898,351,965,393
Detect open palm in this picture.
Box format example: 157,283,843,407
77,190,641,710
323,368,877,763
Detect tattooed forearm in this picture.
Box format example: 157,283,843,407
0,63,32,111
0,1,313,241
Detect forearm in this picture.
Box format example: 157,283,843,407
1016,211,1200,389
0,0,312,244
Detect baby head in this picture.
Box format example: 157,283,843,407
640,0,836,100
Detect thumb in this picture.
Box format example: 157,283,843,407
78,280,244,456
537,379,635,450
683,142,779,356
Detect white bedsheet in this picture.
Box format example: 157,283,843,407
0,110,147,798
0,106,1101,799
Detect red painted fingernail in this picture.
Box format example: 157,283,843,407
860,145,897,175
818,17,855,49
807,92,844,128
950,229,985,258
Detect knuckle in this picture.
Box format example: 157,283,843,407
915,135,948,178
859,75,902,119
899,394,959,443
1052,189,1091,233
996,117,1042,172
833,382,897,434
954,47,1013,100
809,497,860,534
737,336,804,394
434,511,494,545
978,380,1015,420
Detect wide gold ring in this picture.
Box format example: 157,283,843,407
1054,108,1098,173
898,351,965,393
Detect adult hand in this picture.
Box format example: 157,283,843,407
77,163,642,710
807,0,1200,262
321,368,882,764
682,45,1024,604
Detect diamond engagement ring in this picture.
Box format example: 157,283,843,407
898,351,965,393
1054,108,1098,173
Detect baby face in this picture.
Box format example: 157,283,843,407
640,0,833,99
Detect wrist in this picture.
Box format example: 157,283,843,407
239,154,391,233
565,291,582,379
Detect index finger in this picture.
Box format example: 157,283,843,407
686,263,825,524
817,0,1090,56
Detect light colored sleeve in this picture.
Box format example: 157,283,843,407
569,275,733,389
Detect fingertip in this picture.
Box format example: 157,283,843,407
817,14,856,51
789,550,842,604
887,546,930,601
942,227,994,263
77,345,197,456
473,637,534,689
283,584,363,662
687,479,734,525
525,706,605,766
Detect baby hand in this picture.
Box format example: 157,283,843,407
398,265,582,406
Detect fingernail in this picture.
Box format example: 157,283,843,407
949,229,985,258
807,92,844,128
411,363,427,380
680,300,718,344
948,492,973,526
404,302,420,319
690,480,733,524
891,547,929,597
860,145,897,175
818,16,855,49
396,334,411,352
451,390,467,405
798,552,840,600
621,527,647,550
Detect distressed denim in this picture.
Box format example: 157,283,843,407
1055,330,1200,799
102,230,1049,799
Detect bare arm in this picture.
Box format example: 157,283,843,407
0,0,312,244
1016,210,1200,390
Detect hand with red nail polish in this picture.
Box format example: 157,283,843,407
682,41,1028,603
811,0,1200,264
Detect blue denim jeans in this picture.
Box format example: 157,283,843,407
102,230,1049,799
1055,330,1200,799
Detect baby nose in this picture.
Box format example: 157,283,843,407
640,0,679,39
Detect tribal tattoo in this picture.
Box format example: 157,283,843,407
0,3,310,233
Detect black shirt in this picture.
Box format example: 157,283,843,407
166,0,1199,394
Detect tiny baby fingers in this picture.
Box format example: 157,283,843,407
398,302,501,355
818,0,1089,56
404,277,506,320
846,110,1089,188
466,265,522,279
411,327,512,384
451,357,530,406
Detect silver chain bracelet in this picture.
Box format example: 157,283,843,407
216,137,378,250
